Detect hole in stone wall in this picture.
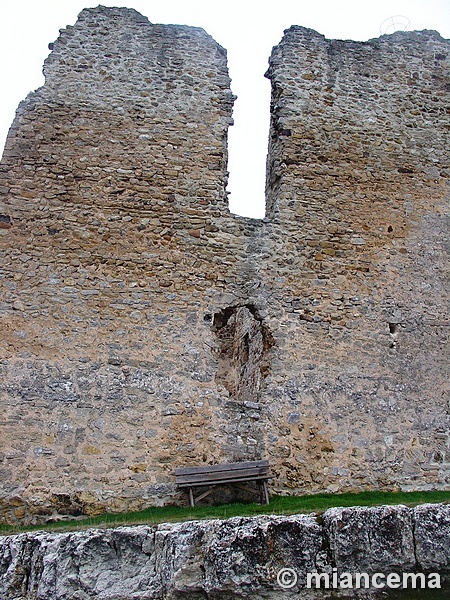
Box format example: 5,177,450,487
212,304,274,401
50,493,83,517
388,323,398,334
0,214,11,229
388,322,399,348
213,306,236,330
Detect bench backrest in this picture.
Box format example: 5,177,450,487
175,459,269,486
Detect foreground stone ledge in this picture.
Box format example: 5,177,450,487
0,503,449,599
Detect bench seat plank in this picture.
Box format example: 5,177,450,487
175,460,269,476
176,467,269,486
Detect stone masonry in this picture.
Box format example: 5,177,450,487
0,6,449,524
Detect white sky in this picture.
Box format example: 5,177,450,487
1,1,449,218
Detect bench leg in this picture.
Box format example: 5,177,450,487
189,487,194,508
263,480,269,505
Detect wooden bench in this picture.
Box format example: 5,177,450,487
175,460,271,507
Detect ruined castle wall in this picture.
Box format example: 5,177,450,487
262,27,450,493
0,7,449,525
0,6,266,524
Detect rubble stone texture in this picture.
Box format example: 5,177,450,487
0,6,449,523
0,504,449,599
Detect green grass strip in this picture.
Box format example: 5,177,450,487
1,489,449,536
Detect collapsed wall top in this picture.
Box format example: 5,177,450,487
1,5,235,216
265,25,450,220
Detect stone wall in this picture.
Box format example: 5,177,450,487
0,6,449,524
1,504,449,598
261,27,450,495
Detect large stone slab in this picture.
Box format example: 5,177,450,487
1,504,449,598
